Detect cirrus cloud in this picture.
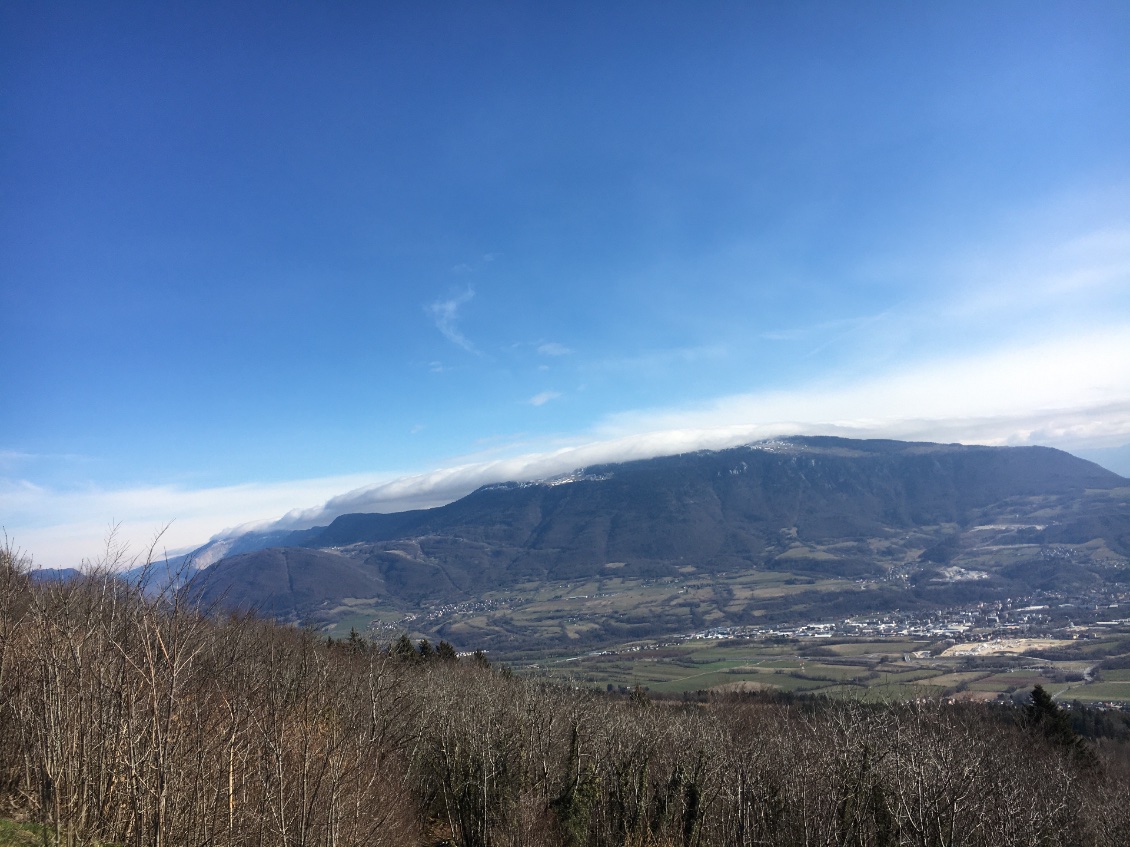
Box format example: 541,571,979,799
427,287,477,352
528,390,562,406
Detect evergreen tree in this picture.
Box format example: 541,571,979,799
392,633,417,661
347,627,367,653
1025,685,1085,754
436,640,458,662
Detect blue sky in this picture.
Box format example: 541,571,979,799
3,2,1129,567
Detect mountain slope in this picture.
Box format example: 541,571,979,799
309,437,1123,547
187,547,387,622
186,438,1130,638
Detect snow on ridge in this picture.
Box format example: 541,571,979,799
479,470,614,492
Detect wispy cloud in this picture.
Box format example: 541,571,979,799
451,253,498,274
0,450,93,468
593,344,727,374
537,342,572,356
427,287,477,352
596,327,1130,441
528,390,561,407
0,450,38,464
934,221,1130,323
760,311,894,348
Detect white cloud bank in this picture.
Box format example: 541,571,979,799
596,328,1130,447
1,472,383,571
6,326,1128,568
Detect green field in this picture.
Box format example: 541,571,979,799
524,630,1130,705
329,565,877,645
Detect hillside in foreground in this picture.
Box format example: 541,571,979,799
3,547,1129,847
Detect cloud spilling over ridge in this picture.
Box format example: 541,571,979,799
219,326,1130,539
230,401,1129,542
8,326,1128,567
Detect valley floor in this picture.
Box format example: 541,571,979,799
519,620,1130,706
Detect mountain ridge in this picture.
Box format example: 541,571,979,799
185,437,1130,646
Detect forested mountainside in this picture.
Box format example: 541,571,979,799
3,545,1129,847
185,438,1130,647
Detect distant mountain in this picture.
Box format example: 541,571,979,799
120,559,203,596
29,567,83,584
186,437,1130,642
174,526,323,571
188,547,386,620
30,561,203,596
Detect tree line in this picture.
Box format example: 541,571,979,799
2,540,1128,846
